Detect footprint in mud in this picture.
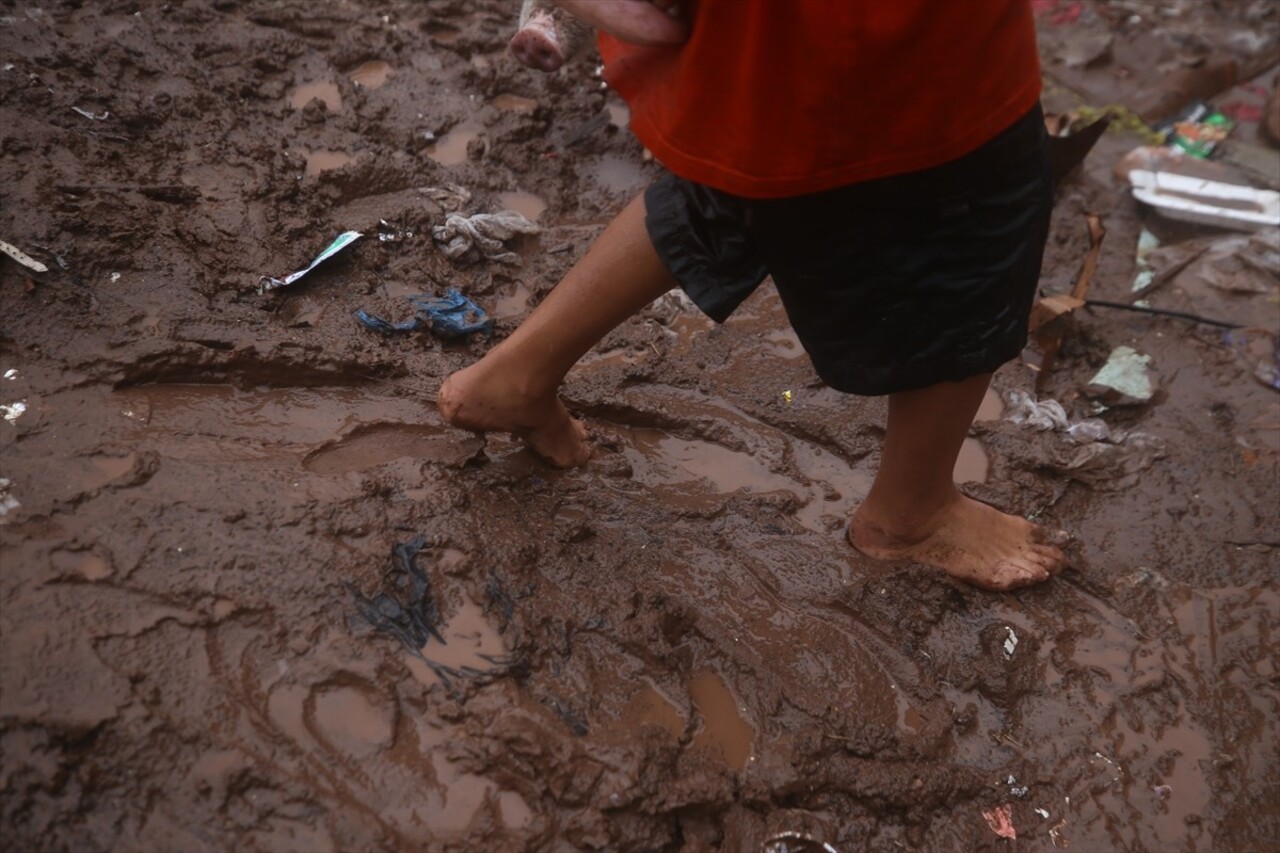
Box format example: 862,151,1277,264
303,423,483,475
305,680,397,760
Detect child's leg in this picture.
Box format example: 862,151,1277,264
848,372,1067,590
438,192,676,466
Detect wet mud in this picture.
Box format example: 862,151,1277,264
1,1,1277,850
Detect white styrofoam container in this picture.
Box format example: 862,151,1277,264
1129,169,1280,231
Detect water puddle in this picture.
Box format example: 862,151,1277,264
349,60,391,89
592,154,646,193
427,118,480,166
303,423,480,475
291,80,342,112
493,281,534,320
299,149,354,178
492,93,538,113
623,429,796,497
497,191,547,222
976,387,1004,421
954,437,989,484
51,549,112,580
403,598,506,686
689,670,754,771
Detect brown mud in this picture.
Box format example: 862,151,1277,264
1,1,1277,850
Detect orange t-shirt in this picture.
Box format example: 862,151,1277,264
599,0,1042,199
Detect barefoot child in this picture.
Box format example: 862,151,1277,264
440,0,1068,591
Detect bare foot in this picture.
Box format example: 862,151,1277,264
437,361,592,468
848,494,1068,591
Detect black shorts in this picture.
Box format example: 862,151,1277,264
644,104,1053,396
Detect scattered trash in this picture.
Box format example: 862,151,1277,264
1114,144,1247,185
762,831,841,853
376,219,412,243
419,183,472,211
1050,431,1167,490
1049,816,1070,848
0,239,48,273
1153,784,1173,799
1131,228,1161,293
1005,390,1165,487
1005,392,1112,442
982,804,1018,840
781,390,793,405
70,106,110,121
1129,170,1280,231
431,210,541,266
1056,29,1113,69
1007,774,1030,798
1035,808,1051,819
0,478,18,517
1003,627,1019,659
257,230,362,293
349,538,446,646
2,370,17,380
356,289,493,340
1030,214,1105,335
1086,346,1155,406
1157,101,1235,158
1,401,27,424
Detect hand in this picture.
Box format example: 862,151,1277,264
554,0,689,46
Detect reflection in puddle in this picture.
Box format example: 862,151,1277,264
955,437,989,484
497,191,547,222
291,80,342,112
592,154,645,193
492,93,538,112
350,60,391,89
427,118,480,166
300,149,354,178
689,670,754,771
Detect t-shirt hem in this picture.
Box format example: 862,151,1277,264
630,81,1043,200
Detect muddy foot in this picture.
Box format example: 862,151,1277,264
437,364,591,468
847,495,1068,591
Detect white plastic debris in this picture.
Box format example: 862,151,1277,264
431,210,541,266
3,369,17,380
0,239,48,273
1129,169,1280,231
1003,627,1019,658
1086,346,1155,406
1,401,27,424
0,478,18,517
1035,808,1051,819
71,106,111,121
1005,391,1111,442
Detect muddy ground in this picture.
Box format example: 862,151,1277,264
1,1,1277,850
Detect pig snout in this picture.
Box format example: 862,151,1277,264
509,13,567,72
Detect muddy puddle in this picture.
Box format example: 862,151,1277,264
2,0,1277,850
